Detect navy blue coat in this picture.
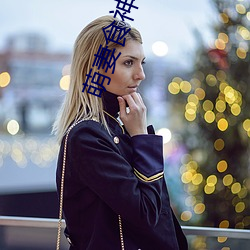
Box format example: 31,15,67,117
56,91,188,250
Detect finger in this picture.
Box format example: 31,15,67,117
130,92,145,109
130,92,141,105
121,94,137,110
117,97,127,117
135,92,144,106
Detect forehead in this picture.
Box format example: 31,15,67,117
117,40,145,59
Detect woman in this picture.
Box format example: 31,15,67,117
53,15,188,250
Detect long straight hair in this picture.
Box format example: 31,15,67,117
52,15,142,143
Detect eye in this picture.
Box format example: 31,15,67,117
124,60,133,66
141,60,146,65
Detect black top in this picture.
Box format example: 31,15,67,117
56,91,188,250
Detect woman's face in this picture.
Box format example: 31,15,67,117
101,40,146,96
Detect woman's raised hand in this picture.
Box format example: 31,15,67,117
117,92,147,137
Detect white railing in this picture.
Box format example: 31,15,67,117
0,216,250,239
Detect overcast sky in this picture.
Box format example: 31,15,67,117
0,0,217,59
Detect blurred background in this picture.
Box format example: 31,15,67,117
0,0,250,249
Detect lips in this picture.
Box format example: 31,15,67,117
128,85,139,88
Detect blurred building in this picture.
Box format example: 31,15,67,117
0,33,71,133
0,33,71,219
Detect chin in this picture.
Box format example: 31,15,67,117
128,89,138,94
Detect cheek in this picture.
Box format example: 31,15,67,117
109,68,126,86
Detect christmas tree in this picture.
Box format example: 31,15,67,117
168,0,250,236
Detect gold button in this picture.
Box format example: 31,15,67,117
114,136,119,144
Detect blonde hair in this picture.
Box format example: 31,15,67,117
52,15,142,143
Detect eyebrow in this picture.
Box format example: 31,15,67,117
122,55,146,61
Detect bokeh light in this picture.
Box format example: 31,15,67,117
217,160,228,172
7,120,20,135
223,174,233,186
156,128,172,144
0,72,11,87
60,75,70,90
214,138,225,151
219,220,229,228
236,4,246,14
181,211,192,221
217,118,228,131
152,41,168,57
194,203,205,214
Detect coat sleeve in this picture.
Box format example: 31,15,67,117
68,120,165,227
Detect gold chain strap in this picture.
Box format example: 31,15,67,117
103,110,125,134
56,119,125,250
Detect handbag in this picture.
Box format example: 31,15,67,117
56,120,125,250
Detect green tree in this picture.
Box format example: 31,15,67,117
168,0,250,231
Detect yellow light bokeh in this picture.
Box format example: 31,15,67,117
204,184,215,194
217,236,227,243
207,175,217,186
185,112,196,122
235,222,245,229
206,74,217,86
214,138,225,151
181,211,192,221
215,39,226,50
236,47,247,59
243,119,250,131
247,130,250,138
235,91,242,105
204,110,215,123
216,70,226,81
217,118,228,131
186,102,197,115
181,171,193,184
187,94,199,105
223,174,233,186
203,100,214,111
238,26,250,40
0,72,11,88
216,100,226,113
219,82,228,92
236,4,246,14
190,78,201,88
217,160,228,173
60,75,70,90
186,160,198,170
180,81,191,93
218,33,229,43
192,173,203,185
219,220,229,228
194,88,205,100
238,186,248,199
168,81,180,95
231,103,241,116
194,203,205,214
231,182,241,194
172,77,182,83
243,216,250,226
220,13,229,23
224,86,236,104
247,12,250,21
7,120,19,135
235,202,245,213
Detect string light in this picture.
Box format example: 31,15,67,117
167,2,250,240
0,137,59,169
0,72,11,87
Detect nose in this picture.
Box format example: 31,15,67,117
134,65,145,81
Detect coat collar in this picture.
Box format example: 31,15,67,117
102,91,120,118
